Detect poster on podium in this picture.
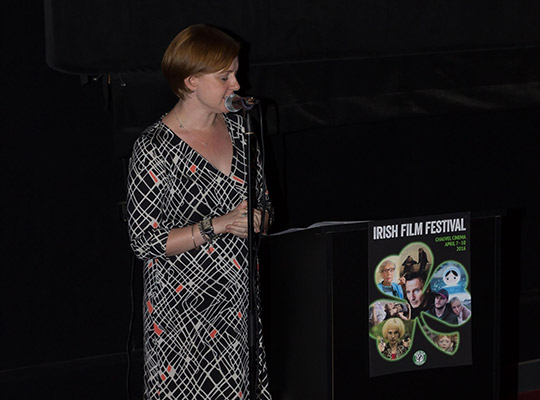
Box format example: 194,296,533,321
368,212,472,377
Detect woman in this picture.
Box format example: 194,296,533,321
377,318,408,360
450,297,471,324
384,302,411,321
127,25,273,399
377,260,404,299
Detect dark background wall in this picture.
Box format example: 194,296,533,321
2,0,539,398
2,2,134,398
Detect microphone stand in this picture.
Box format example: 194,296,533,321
243,108,258,400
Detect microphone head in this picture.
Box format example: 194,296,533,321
225,94,259,112
225,94,242,112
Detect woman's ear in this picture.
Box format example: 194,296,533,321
184,75,199,91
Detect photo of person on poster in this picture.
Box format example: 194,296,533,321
420,321,460,355
418,247,429,272
369,300,411,327
427,288,459,324
401,255,418,275
384,302,411,321
377,318,410,360
369,300,410,326
398,243,434,278
429,261,471,326
404,270,432,319
377,259,405,299
435,334,458,354
450,297,471,324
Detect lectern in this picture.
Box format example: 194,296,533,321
259,214,511,399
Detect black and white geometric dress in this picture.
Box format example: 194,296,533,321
127,113,272,400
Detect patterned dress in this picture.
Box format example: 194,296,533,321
127,113,272,400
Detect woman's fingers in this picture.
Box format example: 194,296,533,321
225,208,263,236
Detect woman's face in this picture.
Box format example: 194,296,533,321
381,264,395,284
190,57,240,112
386,327,401,345
452,300,463,315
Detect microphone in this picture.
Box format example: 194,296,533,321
225,94,259,112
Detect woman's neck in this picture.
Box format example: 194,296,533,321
173,101,219,131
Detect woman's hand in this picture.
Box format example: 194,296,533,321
213,200,263,238
377,336,385,352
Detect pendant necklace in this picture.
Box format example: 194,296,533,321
174,109,214,147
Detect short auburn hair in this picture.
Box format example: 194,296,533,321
161,24,240,100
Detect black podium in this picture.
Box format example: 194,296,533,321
259,214,513,399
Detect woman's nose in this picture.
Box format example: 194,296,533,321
231,76,240,91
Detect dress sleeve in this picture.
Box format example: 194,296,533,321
126,134,171,260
